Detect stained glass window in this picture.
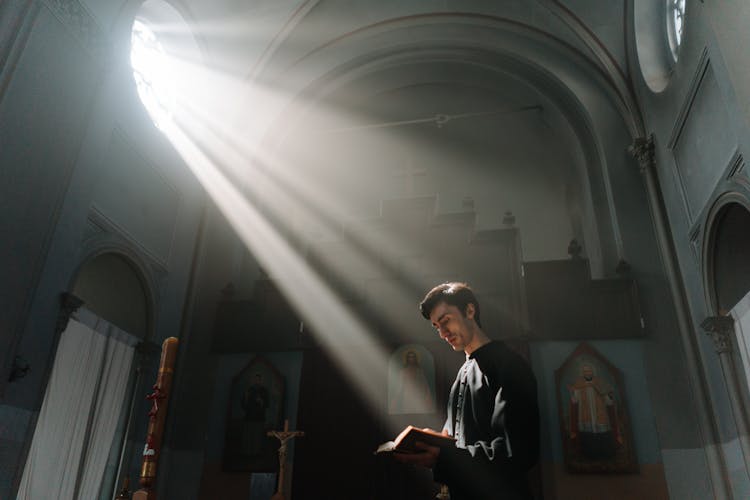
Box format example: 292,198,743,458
130,20,175,128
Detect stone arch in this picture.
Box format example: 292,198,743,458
70,249,154,339
254,15,645,275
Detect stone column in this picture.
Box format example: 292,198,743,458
628,135,730,499
702,315,750,477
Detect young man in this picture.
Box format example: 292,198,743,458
396,282,539,499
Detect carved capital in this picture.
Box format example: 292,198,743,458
628,135,655,174
701,316,735,354
55,292,84,336
567,239,582,259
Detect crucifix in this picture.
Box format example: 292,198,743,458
267,419,305,500
436,484,450,499
392,154,427,197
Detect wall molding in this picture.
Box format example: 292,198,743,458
726,150,747,190
668,47,710,150
726,151,744,179
86,205,169,275
109,126,182,267
80,206,165,342
664,47,711,225
688,224,702,264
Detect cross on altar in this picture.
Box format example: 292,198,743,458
393,155,427,196
267,419,304,500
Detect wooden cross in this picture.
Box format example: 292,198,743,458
392,155,427,197
267,419,304,500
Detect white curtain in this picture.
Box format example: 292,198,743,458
732,291,750,395
17,310,136,500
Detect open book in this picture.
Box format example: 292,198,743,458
375,425,456,454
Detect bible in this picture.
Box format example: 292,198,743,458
375,425,456,454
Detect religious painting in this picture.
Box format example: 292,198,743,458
555,343,637,473
223,356,285,472
388,344,436,414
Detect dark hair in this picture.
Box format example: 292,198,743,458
419,282,482,328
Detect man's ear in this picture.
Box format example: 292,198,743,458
465,303,476,320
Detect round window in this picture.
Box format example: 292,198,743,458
666,0,686,62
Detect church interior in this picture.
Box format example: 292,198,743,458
4,1,750,498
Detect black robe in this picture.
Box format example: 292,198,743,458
433,341,540,500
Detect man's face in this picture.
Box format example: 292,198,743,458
429,301,476,353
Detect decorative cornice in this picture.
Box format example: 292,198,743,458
87,204,169,274
701,315,734,354
43,0,110,62
628,134,655,174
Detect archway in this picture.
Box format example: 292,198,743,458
708,201,750,312
72,252,151,339
18,252,151,498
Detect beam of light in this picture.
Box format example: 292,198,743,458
157,52,439,301
162,58,508,350
180,93,435,335
131,20,479,436
159,48,522,343
156,112,439,435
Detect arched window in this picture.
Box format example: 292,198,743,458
131,19,175,129
129,1,200,129
666,0,686,61
634,0,680,92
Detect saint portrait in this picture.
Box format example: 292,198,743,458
224,356,285,472
388,344,436,414
555,343,637,473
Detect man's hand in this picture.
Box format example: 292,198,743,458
392,441,441,468
392,430,449,468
